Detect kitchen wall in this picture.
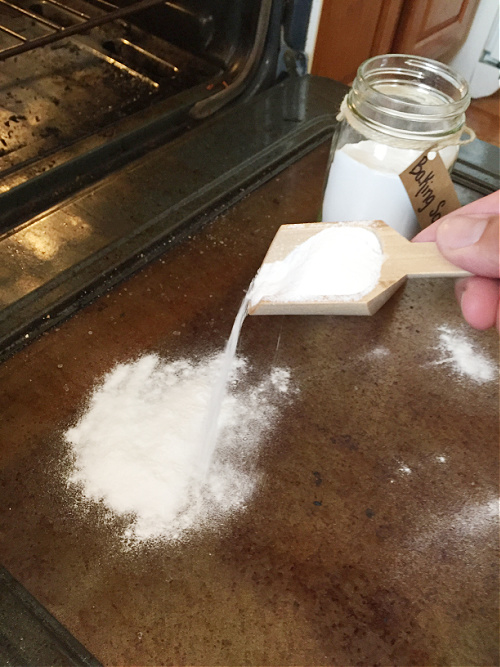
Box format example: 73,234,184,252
304,0,324,66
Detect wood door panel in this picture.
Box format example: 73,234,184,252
393,0,481,60
422,0,468,33
311,0,404,83
311,0,481,84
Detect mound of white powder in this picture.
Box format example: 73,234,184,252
435,326,496,383
248,225,384,307
65,353,293,544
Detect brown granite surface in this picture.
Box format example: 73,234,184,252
0,145,498,666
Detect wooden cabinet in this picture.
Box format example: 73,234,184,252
311,0,404,83
311,0,481,83
393,0,482,59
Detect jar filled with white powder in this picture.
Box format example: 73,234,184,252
322,54,472,238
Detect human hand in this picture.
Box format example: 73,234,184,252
412,190,499,331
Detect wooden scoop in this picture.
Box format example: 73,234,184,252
248,220,470,316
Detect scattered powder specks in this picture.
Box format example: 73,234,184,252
64,353,295,545
269,368,292,393
434,326,497,383
364,346,390,360
410,497,499,553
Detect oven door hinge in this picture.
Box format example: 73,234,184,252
277,27,308,79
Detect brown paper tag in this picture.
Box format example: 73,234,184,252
399,150,461,230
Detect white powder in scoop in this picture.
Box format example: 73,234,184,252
65,352,293,544
248,224,383,308
434,326,497,383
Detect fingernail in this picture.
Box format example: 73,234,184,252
437,216,488,249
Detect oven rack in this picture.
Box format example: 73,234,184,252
0,0,166,60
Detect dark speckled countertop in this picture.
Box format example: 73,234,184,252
0,144,498,666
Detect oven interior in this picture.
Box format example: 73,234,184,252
0,0,288,229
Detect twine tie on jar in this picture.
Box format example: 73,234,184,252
336,95,476,152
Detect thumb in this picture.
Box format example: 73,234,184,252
435,214,499,278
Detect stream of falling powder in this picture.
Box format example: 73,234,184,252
198,290,252,478
201,225,384,475
197,225,383,477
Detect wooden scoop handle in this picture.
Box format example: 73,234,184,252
375,222,471,279
402,242,471,278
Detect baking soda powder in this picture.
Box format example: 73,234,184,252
64,225,492,546
248,224,384,308
434,326,496,383
64,224,384,544
65,352,293,543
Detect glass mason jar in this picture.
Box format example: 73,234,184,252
321,54,473,238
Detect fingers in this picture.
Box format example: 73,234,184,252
455,276,500,331
412,190,500,245
411,190,500,331
413,213,499,277
435,214,499,278
412,223,438,242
